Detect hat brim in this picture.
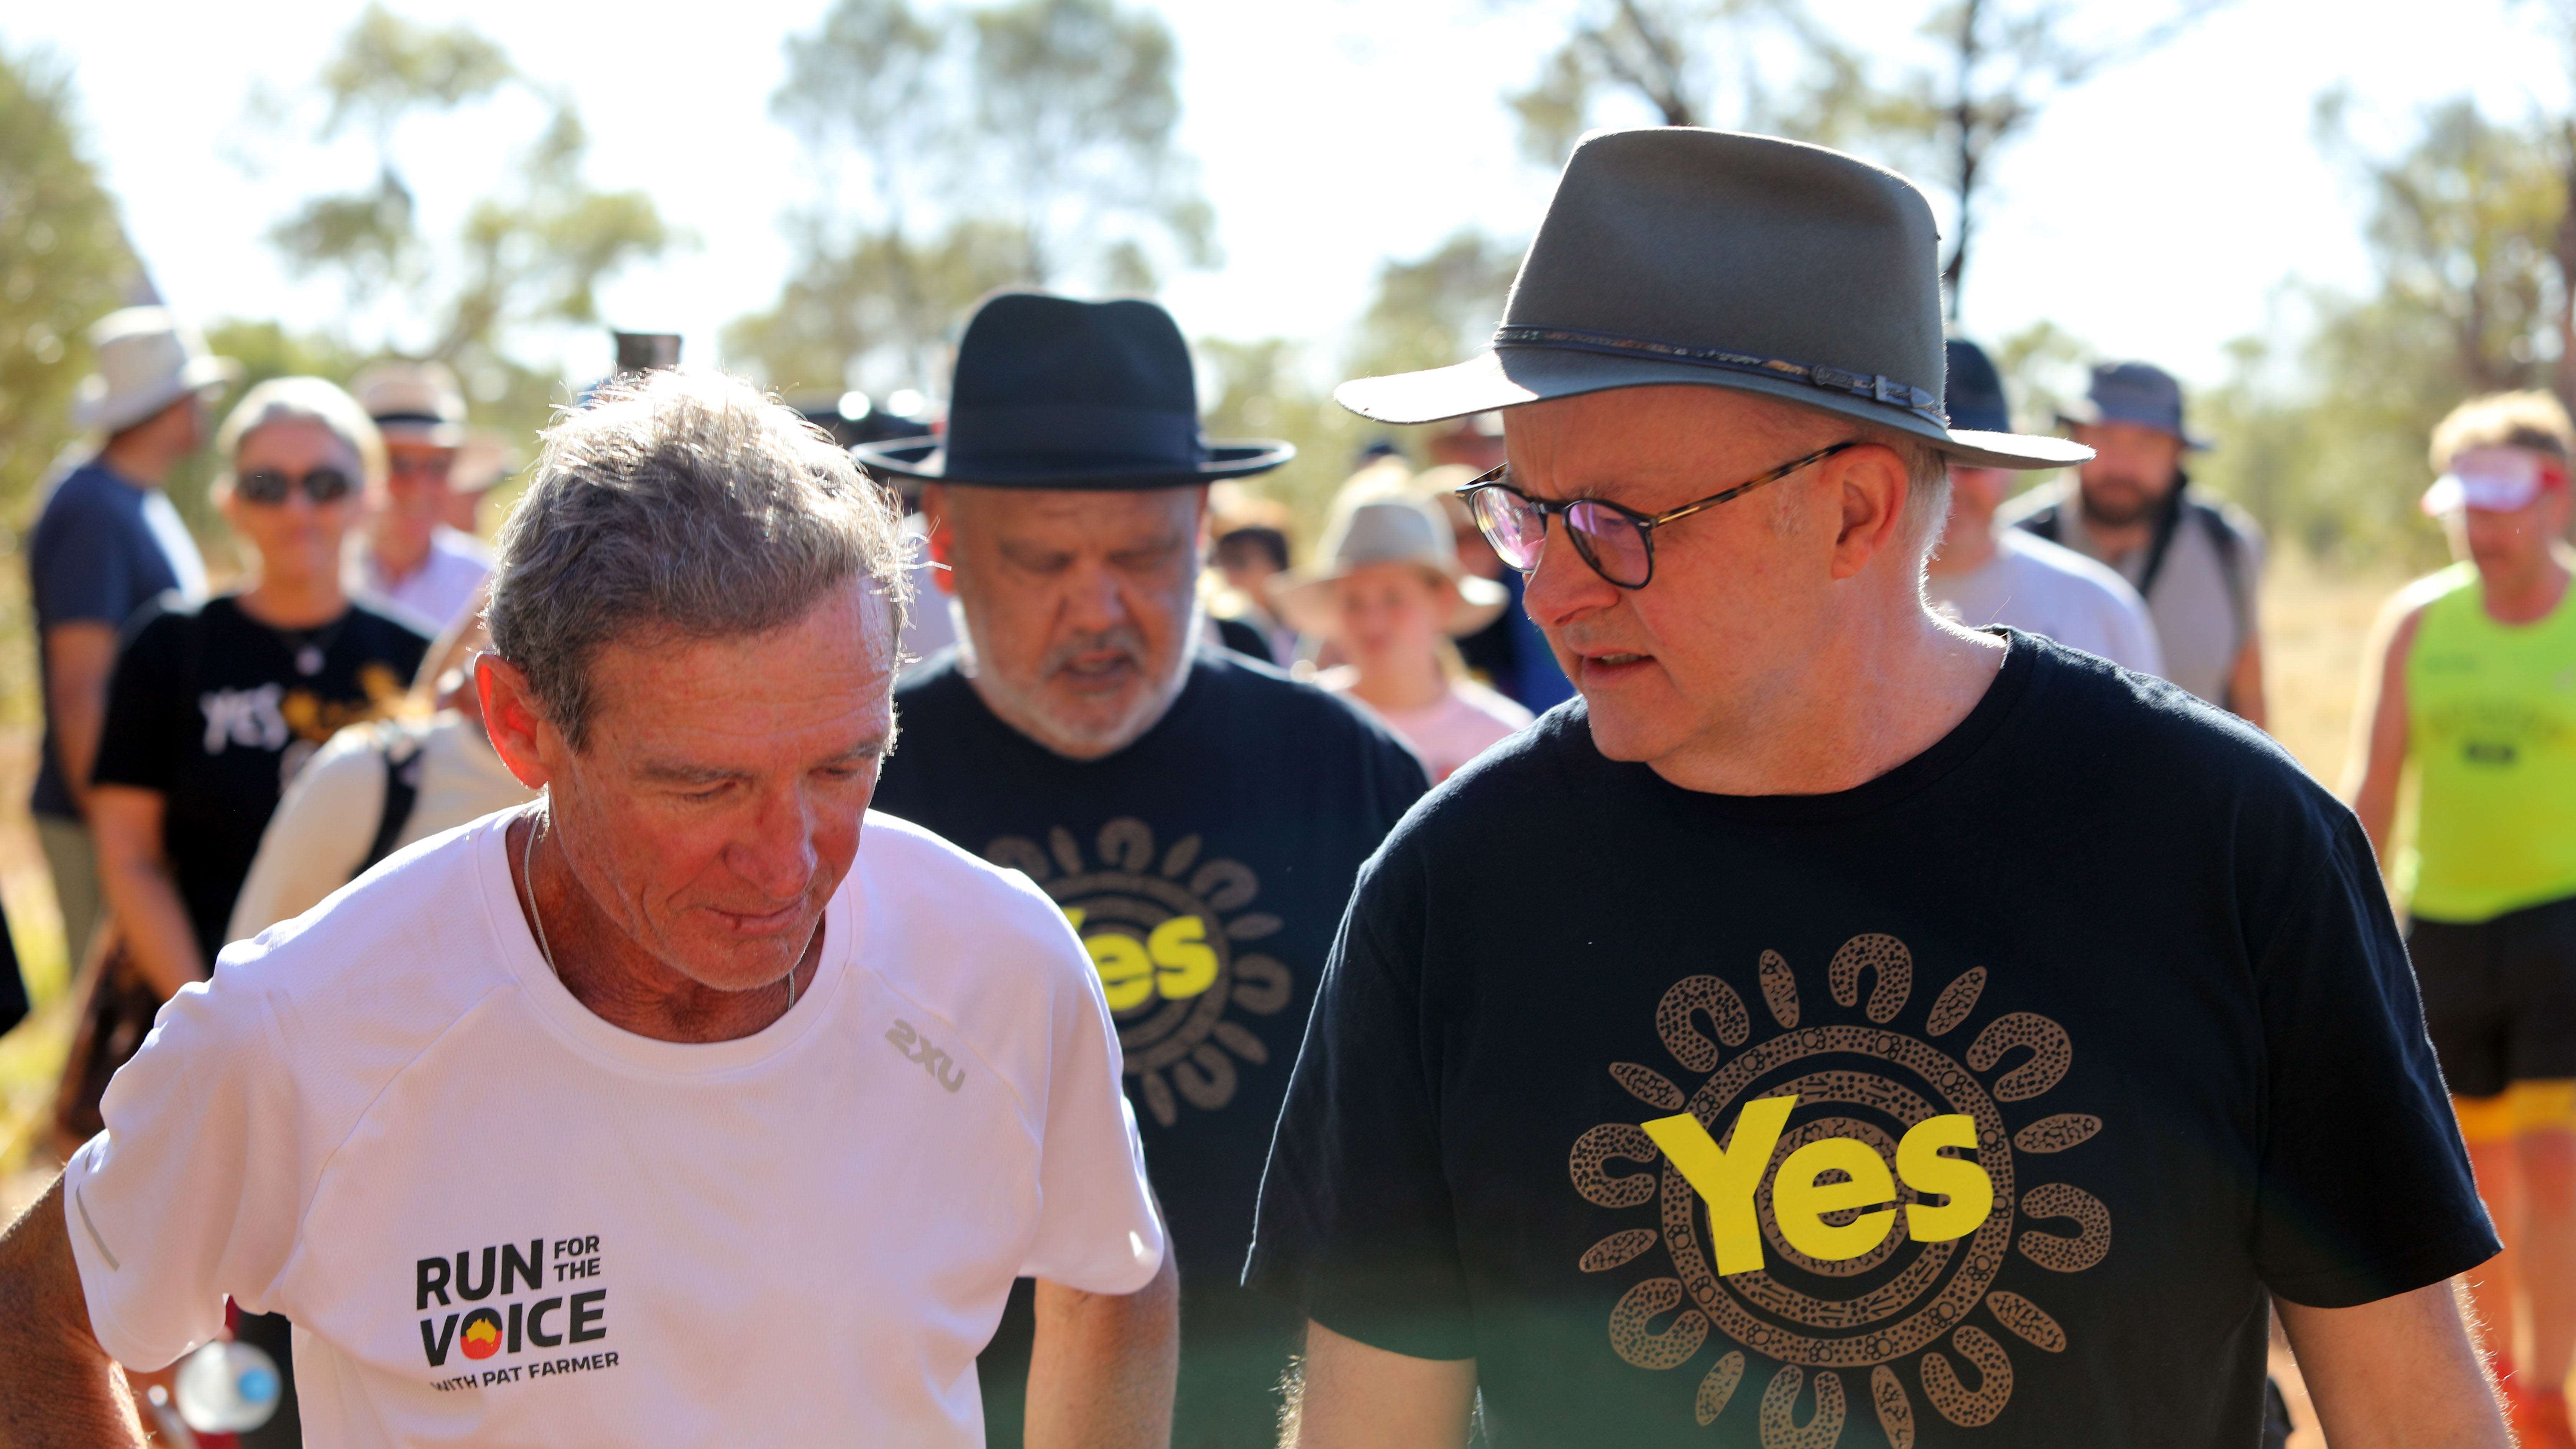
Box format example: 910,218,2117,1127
2056,401,2211,451
378,421,467,448
73,355,243,433
1270,563,1510,640
1337,348,2093,472
854,435,1295,488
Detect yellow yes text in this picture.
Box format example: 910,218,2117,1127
1640,1099,1993,1276
1064,909,1219,1010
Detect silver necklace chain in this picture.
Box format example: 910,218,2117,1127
517,807,796,1015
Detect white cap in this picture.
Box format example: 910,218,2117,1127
2423,445,2560,516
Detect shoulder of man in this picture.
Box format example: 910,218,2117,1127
203,816,527,1094
2001,528,2150,609
848,811,1109,1088
431,526,496,565
1197,648,1423,753
2185,488,2267,573
344,599,436,660
1993,477,2073,535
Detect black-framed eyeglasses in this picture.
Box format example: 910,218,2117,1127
1456,441,1860,589
235,467,355,507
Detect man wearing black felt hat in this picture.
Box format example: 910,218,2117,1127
861,292,1431,1447
1242,128,2503,1449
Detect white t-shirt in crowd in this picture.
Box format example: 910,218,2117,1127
1324,670,1536,782
66,810,1163,1447
353,527,493,638
226,712,537,943
1925,528,2165,675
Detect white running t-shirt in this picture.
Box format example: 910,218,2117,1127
64,810,1164,1447
1926,528,2165,676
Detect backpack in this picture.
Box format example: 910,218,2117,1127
355,721,431,877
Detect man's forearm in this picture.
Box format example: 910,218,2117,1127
0,1178,147,1447
2279,1280,2507,1449
1026,1252,1179,1449
44,623,118,820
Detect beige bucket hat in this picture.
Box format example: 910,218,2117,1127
352,359,469,448
72,307,241,434
1272,493,1512,640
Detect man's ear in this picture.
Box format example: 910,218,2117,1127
919,485,960,596
475,654,557,789
1828,444,1911,583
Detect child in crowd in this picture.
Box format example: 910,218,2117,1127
1275,490,1533,781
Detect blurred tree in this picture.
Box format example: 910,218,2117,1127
734,0,1212,398
0,39,142,521
2192,97,2565,567
1203,230,1530,540
1503,0,1876,166
1507,0,2223,319
1872,0,2228,319
251,4,674,438
1348,230,1523,381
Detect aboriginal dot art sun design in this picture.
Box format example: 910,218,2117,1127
1568,935,2109,1446
988,818,1294,1127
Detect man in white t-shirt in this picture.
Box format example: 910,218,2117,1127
0,369,1175,1447
348,361,495,636
1925,340,2164,674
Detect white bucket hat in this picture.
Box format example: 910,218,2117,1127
351,359,468,447
1272,493,1512,640
72,307,241,434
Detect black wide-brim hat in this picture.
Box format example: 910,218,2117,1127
1334,128,2091,473
854,292,1294,488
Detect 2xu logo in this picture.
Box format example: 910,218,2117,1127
885,1019,966,1092
1643,1095,1994,1276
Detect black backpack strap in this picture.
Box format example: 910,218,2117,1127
356,726,427,877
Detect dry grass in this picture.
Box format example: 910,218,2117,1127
2261,551,2408,790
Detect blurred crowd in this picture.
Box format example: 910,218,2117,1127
7,197,2576,1442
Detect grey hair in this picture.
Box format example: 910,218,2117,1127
486,368,911,750
215,376,388,489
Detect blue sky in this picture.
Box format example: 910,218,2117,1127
15,0,2569,399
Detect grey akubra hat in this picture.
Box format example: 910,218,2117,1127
1335,128,2091,472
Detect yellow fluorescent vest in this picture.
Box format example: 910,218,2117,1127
2403,562,2576,923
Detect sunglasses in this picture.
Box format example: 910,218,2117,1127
1457,440,1860,589
235,467,355,507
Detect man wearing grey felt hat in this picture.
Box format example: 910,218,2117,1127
1245,127,2504,1449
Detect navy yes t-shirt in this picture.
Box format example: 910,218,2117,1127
872,648,1428,1449
1248,634,2494,1448
92,596,429,963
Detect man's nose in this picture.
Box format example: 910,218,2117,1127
1520,519,1622,629
729,786,820,902
1060,559,1129,634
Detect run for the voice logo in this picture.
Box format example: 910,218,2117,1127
416,1233,619,1390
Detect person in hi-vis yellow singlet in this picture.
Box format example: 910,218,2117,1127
2349,390,2576,1449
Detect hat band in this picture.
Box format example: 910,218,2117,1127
371,411,457,429
1493,325,1945,427
946,403,1205,470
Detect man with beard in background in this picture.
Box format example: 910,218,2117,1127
2001,361,2265,720
861,291,1429,1449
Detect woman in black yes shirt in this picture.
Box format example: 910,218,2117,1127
92,377,430,996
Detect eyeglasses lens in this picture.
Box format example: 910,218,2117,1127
1565,501,1651,586
304,468,352,503
1472,488,1548,572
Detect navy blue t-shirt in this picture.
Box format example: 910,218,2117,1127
870,647,1428,1449
28,462,201,819
1247,632,2496,1448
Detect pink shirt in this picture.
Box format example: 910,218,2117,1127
1329,674,1536,782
